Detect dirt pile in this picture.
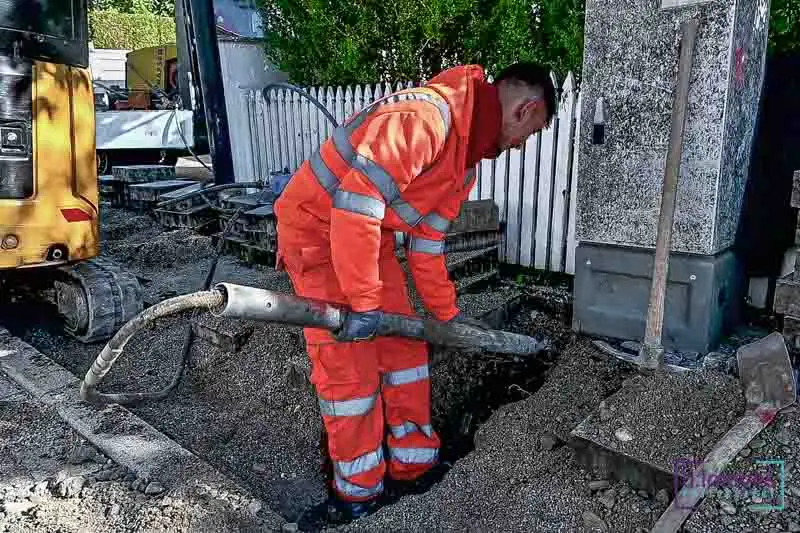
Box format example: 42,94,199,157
576,371,745,472
107,229,216,269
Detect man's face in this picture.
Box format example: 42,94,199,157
496,97,550,156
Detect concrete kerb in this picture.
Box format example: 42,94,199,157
0,327,285,531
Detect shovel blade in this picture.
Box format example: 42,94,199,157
736,331,796,411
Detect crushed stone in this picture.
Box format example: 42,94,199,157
0,392,269,532
576,371,745,472
106,229,216,269
685,405,800,533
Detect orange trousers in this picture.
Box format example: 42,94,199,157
277,225,441,502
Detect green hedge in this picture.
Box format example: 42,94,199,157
89,9,176,50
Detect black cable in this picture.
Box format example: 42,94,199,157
262,82,340,129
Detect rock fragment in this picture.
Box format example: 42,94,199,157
581,510,608,532
55,476,86,498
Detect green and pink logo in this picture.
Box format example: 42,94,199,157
672,457,785,511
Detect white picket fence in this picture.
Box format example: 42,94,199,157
239,73,581,273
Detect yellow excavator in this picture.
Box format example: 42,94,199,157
0,1,142,341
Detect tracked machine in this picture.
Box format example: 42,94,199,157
0,0,142,342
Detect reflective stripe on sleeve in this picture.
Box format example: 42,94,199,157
422,212,451,233
309,150,340,194
383,364,429,387
333,190,385,220
407,237,445,255
318,393,377,417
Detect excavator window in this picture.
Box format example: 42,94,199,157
0,0,88,67
0,0,77,40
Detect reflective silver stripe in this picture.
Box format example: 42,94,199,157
383,364,429,387
309,151,339,194
335,448,384,478
422,212,451,233
332,126,356,163
333,190,385,220
352,154,402,203
390,421,434,440
318,393,377,417
390,200,424,228
407,237,445,255
346,89,451,140
389,447,439,465
334,475,384,499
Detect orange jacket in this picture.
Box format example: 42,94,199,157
275,65,486,321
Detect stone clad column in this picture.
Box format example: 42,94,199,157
572,0,771,352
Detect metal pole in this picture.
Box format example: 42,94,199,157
638,18,700,371
186,0,236,184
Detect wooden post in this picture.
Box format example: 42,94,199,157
638,18,701,371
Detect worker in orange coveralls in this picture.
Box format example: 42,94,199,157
274,62,557,525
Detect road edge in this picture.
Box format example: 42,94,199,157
0,327,285,531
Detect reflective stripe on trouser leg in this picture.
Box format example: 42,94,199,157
375,246,441,481
308,342,386,501
333,447,386,501
382,359,440,480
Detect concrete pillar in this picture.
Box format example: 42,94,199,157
572,0,771,352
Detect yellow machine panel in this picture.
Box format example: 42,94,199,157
0,62,99,269
126,44,179,92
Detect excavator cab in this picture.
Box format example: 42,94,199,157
0,0,142,342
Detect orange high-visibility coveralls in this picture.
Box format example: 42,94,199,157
274,65,484,502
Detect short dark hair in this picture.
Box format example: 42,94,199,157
494,62,558,126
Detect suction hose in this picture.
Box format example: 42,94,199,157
81,284,549,404
80,291,224,404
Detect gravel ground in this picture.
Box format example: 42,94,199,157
576,371,745,472
339,338,672,533
684,404,799,533
0,376,264,532
2,205,768,533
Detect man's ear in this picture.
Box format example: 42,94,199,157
520,98,541,123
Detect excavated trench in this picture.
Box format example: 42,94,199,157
429,293,564,464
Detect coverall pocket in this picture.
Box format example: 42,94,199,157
298,246,333,296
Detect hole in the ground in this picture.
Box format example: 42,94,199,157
431,300,562,465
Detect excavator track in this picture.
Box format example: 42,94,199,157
54,258,143,343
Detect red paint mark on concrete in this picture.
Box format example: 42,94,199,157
735,48,748,88
756,406,777,424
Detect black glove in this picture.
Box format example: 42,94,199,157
448,312,491,330
336,310,383,342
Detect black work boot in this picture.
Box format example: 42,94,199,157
296,496,380,532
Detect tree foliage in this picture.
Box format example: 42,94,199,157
88,0,175,49
770,0,800,55
257,0,584,86
89,0,174,16
259,0,800,86
89,10,176,49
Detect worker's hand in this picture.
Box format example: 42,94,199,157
336,310,384,342
448,312,491,331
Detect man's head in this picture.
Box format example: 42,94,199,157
492,62,557,154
